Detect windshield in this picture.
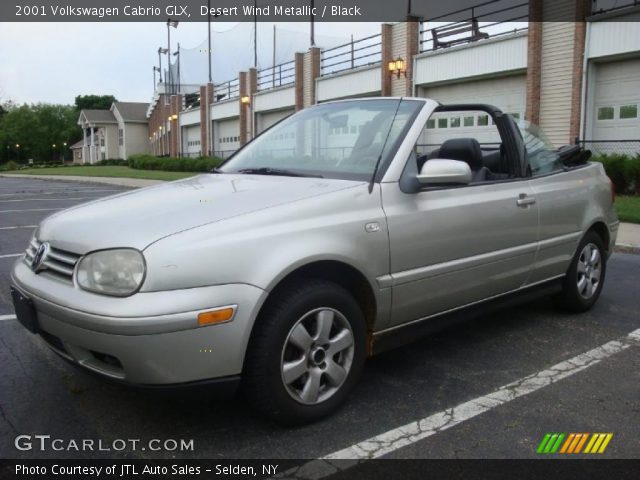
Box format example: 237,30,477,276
219,99,423,181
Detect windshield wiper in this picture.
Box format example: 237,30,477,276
237,167,322,178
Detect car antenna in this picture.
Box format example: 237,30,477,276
368,98,403,194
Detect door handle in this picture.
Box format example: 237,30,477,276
516,194,536,207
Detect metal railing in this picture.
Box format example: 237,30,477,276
214,78,240,102
320,33,382,76
419,0,529,53
212,149,236,160
257,60,296,91
591,0,639,16
577,140,640,156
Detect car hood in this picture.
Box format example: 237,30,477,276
38,174,360,253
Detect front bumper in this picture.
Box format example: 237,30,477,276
11,260,267,385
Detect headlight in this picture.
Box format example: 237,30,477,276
76,249,146,296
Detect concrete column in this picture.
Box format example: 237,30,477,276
82,128,88,164
90,127,95,164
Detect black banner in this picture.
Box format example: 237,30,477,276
2,0,639,23
1,459,640,480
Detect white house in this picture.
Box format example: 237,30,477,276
77,102,150,163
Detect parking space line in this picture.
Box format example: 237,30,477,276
0,197,93,203
0,254,22,259
275,329,640,477
0,190,123,196
0,314,16,321
0,225,37,230
0,208,61,213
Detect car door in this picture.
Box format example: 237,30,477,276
380,178,539,328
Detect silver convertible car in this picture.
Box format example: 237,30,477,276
11,98,618,424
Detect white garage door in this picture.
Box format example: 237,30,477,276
418,75,526,146
182,125,201,157
214,118,240,158
257,109,294,134
589,59,640,146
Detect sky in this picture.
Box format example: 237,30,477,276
0,22,380,106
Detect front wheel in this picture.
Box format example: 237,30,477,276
242,279,367,425
555,231,607,312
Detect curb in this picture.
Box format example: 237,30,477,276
614,244,640,255
0,173,164,188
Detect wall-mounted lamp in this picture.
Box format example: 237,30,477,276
241,95,251,106
171,114,178,120
388,57,407,79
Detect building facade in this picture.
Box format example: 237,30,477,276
146,0,640,159
77,102,150,163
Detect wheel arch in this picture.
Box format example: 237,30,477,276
585,220,611,255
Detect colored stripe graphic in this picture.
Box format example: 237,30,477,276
539,433,613,454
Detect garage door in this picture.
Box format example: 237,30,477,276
589,58,640,146
418,75,526,146
257,109,294,134
214,118,240,158
182,125,201,157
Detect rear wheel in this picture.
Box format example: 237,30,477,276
555,231,606,312
242,279,366,425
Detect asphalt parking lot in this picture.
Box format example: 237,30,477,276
0,176,638,461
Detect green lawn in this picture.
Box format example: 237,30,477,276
615,196,640,224
3,166,198,181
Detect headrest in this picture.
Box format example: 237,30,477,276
438,138,483,170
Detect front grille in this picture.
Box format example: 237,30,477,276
24,239,81,282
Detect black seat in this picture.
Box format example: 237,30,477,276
438,138,489,182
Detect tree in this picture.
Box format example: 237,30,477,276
0,103,81,163
74,94,117,111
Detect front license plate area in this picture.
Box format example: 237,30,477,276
10,286,39,334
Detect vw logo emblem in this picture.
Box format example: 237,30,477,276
31,242,50,273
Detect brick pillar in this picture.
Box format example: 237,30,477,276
302,47,320,108
381,23,392,96
207,82,214,156
170,95,182,157
239,71,249,146
294,52,305,111
570,0,590,142
199,85,208,156
386,19,420,97
525,0,543,125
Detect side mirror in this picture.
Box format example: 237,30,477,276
416,159,472,186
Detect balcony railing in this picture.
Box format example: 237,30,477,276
320,33,382,77
257,60,296,91
214,77,240,102
419,0,529,53
591,0,639,16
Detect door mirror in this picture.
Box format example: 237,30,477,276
417,159,472,186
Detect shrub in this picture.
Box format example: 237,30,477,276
98,159,127,166
127,154,223,172
0,160,19,171
591,154,640,195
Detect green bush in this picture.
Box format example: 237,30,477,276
0,160,19,171
98,159,127,166
127,154,223,172
591,154,640,195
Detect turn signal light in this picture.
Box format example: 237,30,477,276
198,307,235,326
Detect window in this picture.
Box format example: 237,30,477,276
426,119,436,129
518,121,563,177
509,112,521,120
450,116,461,128
437,118,448,129
463,116,474,127
477,115,489,126
597,106,614,121
118,128,123,146
620,104,638,119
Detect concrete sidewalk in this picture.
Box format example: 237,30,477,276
0,173,163,188
616,222,640,254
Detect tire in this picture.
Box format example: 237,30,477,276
242,278,367,425
555,231,607,312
